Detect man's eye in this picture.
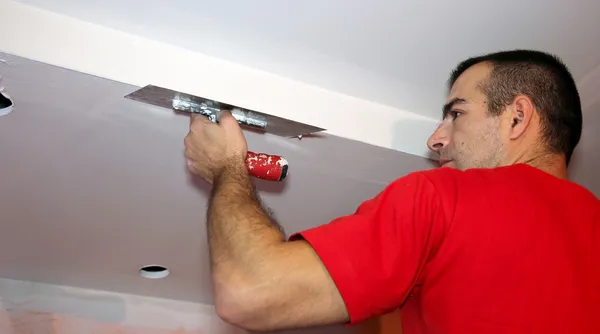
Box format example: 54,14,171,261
450,111,462,120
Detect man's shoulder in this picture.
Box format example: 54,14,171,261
398,164,538,196
408,164,598,203
414,163,538,183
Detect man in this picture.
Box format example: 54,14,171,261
184,49,599,333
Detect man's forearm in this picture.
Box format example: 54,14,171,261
206,160,350,331
206,160,285,284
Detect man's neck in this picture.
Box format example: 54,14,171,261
519,153,568,179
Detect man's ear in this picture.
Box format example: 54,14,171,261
508,95,534,140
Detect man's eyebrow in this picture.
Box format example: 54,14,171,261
442,98,468,119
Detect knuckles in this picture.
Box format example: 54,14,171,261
190,116,216,132
183,147,192,159
184,135,193,148
190,120,204,132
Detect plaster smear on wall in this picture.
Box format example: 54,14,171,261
0,310,203,334
0,278,243,334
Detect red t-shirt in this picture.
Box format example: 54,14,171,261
291,164,599,333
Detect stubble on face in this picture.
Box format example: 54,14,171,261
450,116,505,170
442,63,508,170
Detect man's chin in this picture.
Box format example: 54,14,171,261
440,160,455,168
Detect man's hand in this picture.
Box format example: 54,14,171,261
184,112,248,184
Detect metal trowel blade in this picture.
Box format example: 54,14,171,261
125,85,326,137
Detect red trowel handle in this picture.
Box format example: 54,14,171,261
245,151,288,182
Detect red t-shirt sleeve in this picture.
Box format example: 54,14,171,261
289,171,451,325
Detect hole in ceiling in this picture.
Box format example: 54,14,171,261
139,265,170,279
0,90,13,117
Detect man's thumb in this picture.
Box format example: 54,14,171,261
219,111,239,129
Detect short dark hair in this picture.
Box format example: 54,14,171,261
448,49,582,165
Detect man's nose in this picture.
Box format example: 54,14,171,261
427,125,450,153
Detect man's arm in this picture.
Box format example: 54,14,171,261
207,160,349,331
207,159,452,331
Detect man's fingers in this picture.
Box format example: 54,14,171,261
190,113,207,125
186,159,201,175
183,133,195,150
189,113,199,124
219,111,235,123
189,113,213,128
186,158,195,169
190,111,237,128
218,111,242,130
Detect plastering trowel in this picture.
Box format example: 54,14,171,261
125,85,326,181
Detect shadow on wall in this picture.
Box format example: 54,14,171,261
568,145,585,180
566,105,600,197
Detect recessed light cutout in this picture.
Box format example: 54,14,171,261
0,90,13,117
139,265,170,279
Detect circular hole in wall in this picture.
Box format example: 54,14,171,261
0,91,13,117
139,265,170,279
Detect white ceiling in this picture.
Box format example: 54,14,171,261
13,0,600,119
0,0,599,316
0,53,433,305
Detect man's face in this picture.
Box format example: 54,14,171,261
427,62,508,170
